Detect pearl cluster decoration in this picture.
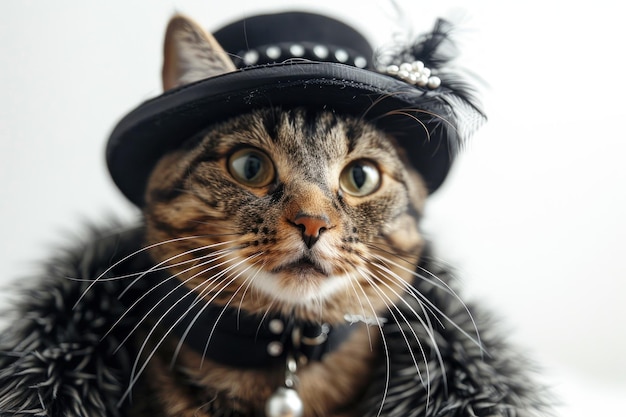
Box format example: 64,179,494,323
381,60,442,89
240,43,369,69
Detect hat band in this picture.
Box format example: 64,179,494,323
234,41,370,69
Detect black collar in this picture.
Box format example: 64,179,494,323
133,270,357,369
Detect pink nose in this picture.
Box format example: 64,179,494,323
294,213,330,249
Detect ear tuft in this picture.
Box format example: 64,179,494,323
162,15,236,91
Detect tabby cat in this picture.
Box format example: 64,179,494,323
137,15,428,416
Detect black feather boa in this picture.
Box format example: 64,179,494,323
0,225,551,416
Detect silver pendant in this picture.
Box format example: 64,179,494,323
266,349,303,417
265,387,303,417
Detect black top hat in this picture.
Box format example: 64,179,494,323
106,11,484,207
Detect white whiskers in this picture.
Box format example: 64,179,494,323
347,242,485,416
119,251,262,405
102,242,240,346
174,255,264,369
71,234,238,308
371,253,483,354
350,268,392,417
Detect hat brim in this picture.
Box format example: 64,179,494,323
106,62,459,206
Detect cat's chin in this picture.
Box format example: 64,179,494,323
249,267,350,307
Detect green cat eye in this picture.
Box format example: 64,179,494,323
339,160,381,197
228,148,275,187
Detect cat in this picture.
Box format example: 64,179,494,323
135,16,428,416
0,12,550,417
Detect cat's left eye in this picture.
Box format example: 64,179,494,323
228,148,275,187
339,160,381,197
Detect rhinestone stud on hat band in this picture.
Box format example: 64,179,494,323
238,42,369,69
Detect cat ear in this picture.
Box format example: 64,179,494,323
162,15,236,91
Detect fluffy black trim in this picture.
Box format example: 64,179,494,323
360,254,553,417
0,226,551,416
0,226,143,417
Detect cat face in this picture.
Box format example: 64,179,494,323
142,16,428,323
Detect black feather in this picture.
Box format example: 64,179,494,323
377,19,458,70
375,18,487,147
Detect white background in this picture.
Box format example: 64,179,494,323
1,1,624,415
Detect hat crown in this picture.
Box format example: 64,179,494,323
213,12,373,69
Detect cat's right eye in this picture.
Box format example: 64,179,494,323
227,148,275,187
